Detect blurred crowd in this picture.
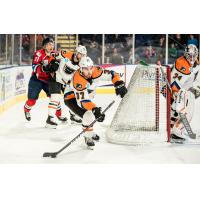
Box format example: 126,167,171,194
0,34,199,66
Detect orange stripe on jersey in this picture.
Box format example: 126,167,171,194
175,56,191,75
48,56,55,63
48,106,57,109
171,85,179,93
112,73,120,84
81,101,96,110
64,93,75,100
171,81,181,93
61,50,74,60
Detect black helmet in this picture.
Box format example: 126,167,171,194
42,37,54,46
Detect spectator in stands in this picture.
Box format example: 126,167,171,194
156,36,165,64
127,48,133,64
110,48,123,64
56,43,61,51
144,43,156,64
22,34,31,62
187,34,198,47
168,43,178,63
107,34,125,50
174,34,186,49
126,35,132,49
88,41,100,64
36,34,44,50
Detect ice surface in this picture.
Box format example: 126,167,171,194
0,94,200,163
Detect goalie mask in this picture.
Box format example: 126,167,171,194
184,44,198,66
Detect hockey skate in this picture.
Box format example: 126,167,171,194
24,111,31,121
84,136,95,149
70,112,82,124
170,133,186,144
46,116,58,129
57,116,68,123
92,133,100,142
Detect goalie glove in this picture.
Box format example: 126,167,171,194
114,80,127,98
92,107,105,122
42,59,59,73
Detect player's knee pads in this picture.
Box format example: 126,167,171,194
82,110,95,128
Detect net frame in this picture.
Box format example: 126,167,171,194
106,64,171,145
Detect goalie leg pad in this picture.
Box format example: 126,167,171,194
175,90,195,117
172,90,195,138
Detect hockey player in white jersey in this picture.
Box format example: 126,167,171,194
170,44,200,141
44,45,87,128
63,56,127,147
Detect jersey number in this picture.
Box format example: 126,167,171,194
173,73,182,80
76,92,85,100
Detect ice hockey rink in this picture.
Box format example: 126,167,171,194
1,93,200,164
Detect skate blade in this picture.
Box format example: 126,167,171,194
45,124,57,129
171,139,185,144
87,146,94,150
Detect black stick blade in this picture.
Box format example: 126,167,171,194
43,152,57,158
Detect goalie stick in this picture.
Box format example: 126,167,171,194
139,60,196,140
43,99,117,158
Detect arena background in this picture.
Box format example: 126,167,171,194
0,34,199,114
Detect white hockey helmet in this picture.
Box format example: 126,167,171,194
79,56,94,69
75,45,87,56
184,44,198,65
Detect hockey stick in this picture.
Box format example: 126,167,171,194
179,113,196,139
140,60,196,139
43,99,117,158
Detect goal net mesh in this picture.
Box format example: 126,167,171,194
106,65,170,145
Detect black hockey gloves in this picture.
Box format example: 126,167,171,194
92,107,105,122
114,80,127,98
64,66,75,74
42,59,59,73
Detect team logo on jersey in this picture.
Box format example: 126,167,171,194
180,67,186,72
36,52,41,57
76,83,82,89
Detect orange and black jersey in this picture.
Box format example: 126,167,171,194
171,56,200,94
52,50,79,65
65,66,121,110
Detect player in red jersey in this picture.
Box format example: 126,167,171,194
23,37,66,122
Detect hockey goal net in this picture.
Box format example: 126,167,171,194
106,64,171,145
